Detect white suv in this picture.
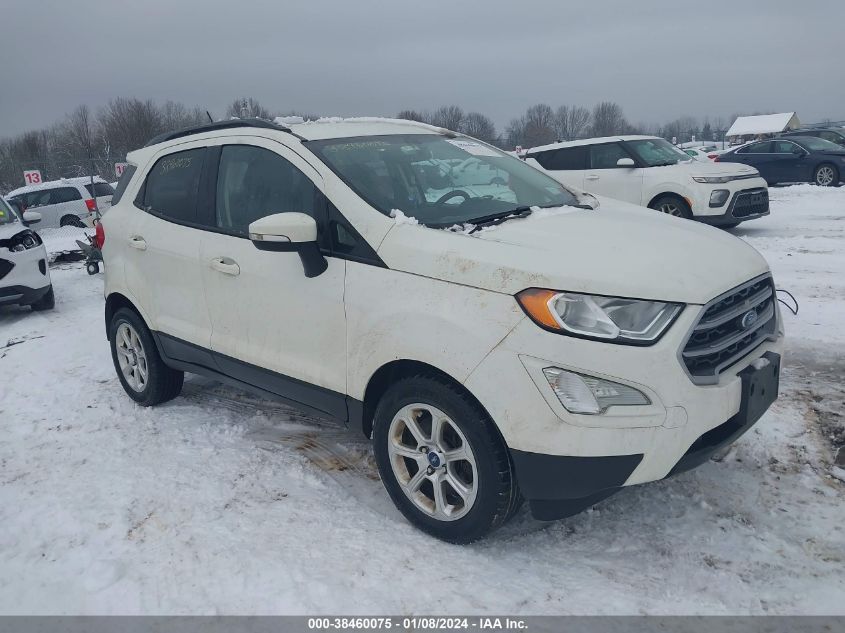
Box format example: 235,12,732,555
0,198,54,310
524,136,770,228
6,176,114,229
101,118,784,542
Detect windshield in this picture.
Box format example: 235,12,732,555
625,138,692,167
797,137,842,152
0,198,19,225
308,134,579,226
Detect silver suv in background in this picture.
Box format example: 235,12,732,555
6,177,114,228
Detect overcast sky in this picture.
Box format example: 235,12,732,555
1,0,843,137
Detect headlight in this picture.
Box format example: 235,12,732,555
693,175,735,183
543,367,650,414
516,289,683,344
7,230,41,252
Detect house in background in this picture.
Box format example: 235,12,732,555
725,112,801,145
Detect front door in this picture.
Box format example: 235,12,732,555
584,142,644,205
199,139,347,416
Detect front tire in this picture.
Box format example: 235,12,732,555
372,374,521,543
814,163,839,187
649,195,693,220
109,307,183,406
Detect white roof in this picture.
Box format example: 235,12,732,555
726,113,800,138
7,175,107,197
526,135,657,154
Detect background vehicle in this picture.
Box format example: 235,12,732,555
781,127,845,149
684,147,720,161
6,177,114,228
524,135,769,227
716,136,845,186
101,118,783,543
0,197,54,310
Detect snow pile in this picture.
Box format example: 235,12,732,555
38,227,91,259
389,209,419,225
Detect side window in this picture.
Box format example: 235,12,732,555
215,145,317,235
740,141,772,154
589,143,631,169
773,141,798,154
85,182,115,198
143,148,206,223
533,146,587,170
110,165,137,206
51,187,83,203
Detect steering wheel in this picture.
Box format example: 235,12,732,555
434,190,470,206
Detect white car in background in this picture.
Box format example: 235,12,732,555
0,198,53,310
6,176,114,229
524,136,770,228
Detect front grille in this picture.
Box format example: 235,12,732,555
681,276,778,383
0,258,13,281
731,188,769,218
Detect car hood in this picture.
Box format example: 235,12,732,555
377,198,770,305
679,159,760,177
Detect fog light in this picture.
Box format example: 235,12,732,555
543,368,650,415
709,189,730,207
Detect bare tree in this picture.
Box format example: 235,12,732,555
554,105,591,141
161,101,206,131
225,97,271,120
591,101,629,137
430,105,465,132
396,109,430,124
462,112,497,145
99,98,165,159
520,104,557,148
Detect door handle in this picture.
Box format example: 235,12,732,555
128,236,147,250
210,257,240,276
585,174,600,180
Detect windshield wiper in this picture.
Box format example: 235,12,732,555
466,207,534,233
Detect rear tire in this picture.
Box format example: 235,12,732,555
60,215,85,228
649,195,693,220
372,374,521,543
109,307,183,406
30,285,54,311
814,163,839,187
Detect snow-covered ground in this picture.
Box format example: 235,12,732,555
0,185,843,615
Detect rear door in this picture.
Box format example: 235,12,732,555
584,142,644,204
123,144,212,350
734,141,775,181
527,146,587,190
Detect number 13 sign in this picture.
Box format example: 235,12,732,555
24,170,42,185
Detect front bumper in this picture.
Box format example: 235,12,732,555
698,188,770,226
464,299,785,520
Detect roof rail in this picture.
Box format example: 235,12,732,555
143,118,300,147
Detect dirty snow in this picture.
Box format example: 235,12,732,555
0,186,843,615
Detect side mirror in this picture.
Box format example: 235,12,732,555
616,157,636,168
248,212,327,278
792,148,807,157
22,210,41,226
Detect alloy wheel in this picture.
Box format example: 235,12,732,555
115,322,148,393
387,403,478,521
816,166,835,186
658,202,683,216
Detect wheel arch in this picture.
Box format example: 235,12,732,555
646,190,690,209
357,359,501,446
104,292,146,339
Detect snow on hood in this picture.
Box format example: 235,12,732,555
377,199,769,305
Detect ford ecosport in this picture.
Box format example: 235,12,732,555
101,118,784,542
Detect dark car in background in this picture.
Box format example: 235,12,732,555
781,127,845,149
716,136,845,187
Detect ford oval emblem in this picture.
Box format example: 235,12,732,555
741,310,759,329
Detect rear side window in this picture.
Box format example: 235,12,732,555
532,146,587,170
740,142,772,154
110,165,137,206
85,182,115,198
142,148,206,223
215,145,317,235
19,186,82,207
589,143,631,169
